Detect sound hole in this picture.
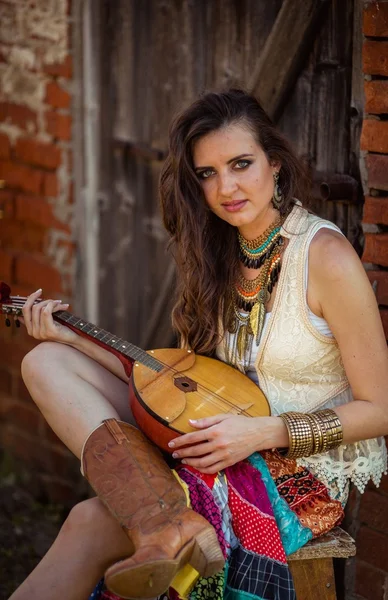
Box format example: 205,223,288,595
174,376,197,393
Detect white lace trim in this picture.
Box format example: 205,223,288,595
298,438,387,499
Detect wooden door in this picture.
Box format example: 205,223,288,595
96,0,360,348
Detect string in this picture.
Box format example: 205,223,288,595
5,296,265,418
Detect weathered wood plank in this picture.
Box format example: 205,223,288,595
288,558,336,600
248,0,329,120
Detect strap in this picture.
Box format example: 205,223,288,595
103,418,127,444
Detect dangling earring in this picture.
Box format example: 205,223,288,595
272,171,283,210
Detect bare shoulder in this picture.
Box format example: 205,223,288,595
308,227,365,284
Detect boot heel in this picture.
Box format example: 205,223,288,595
189,528,225,577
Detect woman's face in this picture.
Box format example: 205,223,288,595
193,123,279,237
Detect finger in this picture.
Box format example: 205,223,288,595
188,414,234,429
31,300,57,337
181,452,224,470
197,461,227,474
52,302,69,312
172,441,214,459
169,430,211,449
22,288,42,334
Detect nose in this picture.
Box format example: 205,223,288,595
219,170,238,197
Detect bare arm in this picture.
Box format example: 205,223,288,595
308,228,388,443
21,290,129,383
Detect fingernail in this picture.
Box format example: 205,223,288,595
181,459,187,464
35,288,42,293
168,441,175,448
189,419,197,424
62,303,69,308
172,452,179,459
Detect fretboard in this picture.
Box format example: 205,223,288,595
56,311,163,372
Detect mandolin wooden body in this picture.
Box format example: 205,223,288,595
130,348,270,453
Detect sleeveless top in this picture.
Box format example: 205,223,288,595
216,202,387,503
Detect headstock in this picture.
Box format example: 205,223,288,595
0,281,25,327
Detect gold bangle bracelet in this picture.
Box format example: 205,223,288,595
279,412,314,459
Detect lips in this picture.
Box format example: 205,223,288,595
222,199,248,212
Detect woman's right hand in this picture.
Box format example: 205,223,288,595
21,288,80,346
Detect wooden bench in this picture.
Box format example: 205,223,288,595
288,527,356,599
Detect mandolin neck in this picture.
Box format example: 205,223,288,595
54,310,163,372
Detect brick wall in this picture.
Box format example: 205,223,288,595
0,0,82,505
344,2,388,599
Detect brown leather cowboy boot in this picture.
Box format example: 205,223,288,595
81,418,224,599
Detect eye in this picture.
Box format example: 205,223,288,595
234,159,251,170
197,168,215,180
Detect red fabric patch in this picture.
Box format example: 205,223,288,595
180,464,216,490
228,482,286,563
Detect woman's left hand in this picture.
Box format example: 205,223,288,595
168,414,286,473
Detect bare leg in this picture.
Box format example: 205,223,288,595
8,498,135,600
21,341,134,457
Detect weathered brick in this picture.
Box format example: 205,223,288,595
363,40,388,76
43,55,72,79
0,160,43,195
363,196,388,225
45,111,71,141
13,374,35,403
0,189,15,219
0,339,34,370
0,132,11,160
15,194,70,232
364,1,388,37
365,80,388,114
0,366,12,396
0,248,14,280
43,172,59,197
355,560,385,600
366,154,388,192
367,270,388,305
376,471,388,495
361,120,388,154
357,526,388,571
45,80,71,109
15,138,61,170
0,220,45,253
0,102,38,133
359,489,388,536
363,233,388,267
15,253,63,293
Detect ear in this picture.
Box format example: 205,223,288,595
270,160,281,172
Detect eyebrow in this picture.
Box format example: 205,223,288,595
194,153,255,171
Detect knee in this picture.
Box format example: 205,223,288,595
62,498,107,537
21,341,69,386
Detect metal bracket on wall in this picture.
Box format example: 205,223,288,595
312,173,360,204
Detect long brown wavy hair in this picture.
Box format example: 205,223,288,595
159,89,310,355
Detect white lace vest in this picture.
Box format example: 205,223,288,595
220,203,387,501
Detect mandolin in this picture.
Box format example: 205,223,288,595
0,282,270,453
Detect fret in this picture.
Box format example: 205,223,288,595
54,311,163,371
95,330,109,341
79,322,94,333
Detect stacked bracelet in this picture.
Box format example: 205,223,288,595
279,409,343,459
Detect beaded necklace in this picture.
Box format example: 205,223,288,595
226,216,284,369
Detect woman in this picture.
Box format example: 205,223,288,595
10,89,388,600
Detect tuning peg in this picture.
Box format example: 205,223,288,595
15,319,20,328
5,317,11,327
